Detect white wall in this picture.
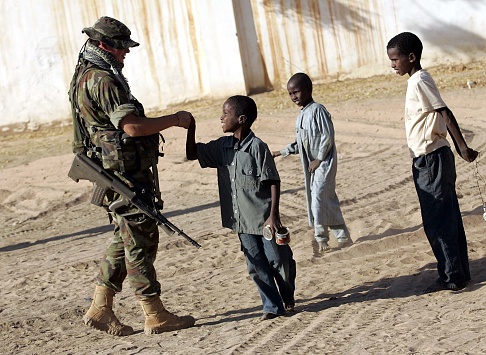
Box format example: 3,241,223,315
0,0,246,132
251,0,486,86
0,0,485,132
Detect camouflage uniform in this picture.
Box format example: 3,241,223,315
71,16,195,336
70,31,162,300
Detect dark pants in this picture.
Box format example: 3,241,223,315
412,146,470,285
239,234,296,314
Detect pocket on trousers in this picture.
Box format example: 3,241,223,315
413,155,427,170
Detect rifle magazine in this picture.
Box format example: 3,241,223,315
91,184,106,206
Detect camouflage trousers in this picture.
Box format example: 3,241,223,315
97,207,161,300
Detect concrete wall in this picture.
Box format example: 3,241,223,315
251,0,486,87
1,0,485,132
0,0,247,132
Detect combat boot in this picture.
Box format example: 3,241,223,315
83,285,133,336
140,297,195,334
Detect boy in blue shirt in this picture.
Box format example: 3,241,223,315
386,32,478,293
186,95,296,319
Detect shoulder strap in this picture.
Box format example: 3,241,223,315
69,57,95,153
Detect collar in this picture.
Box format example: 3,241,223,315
301,100,315,111
223,131,255,151
408,68,425,82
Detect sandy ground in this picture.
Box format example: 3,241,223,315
1,62,486,355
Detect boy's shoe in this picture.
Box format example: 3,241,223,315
261,311,285,321
422,279,468,294
285,304,295,312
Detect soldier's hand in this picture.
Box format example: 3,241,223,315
176,111,193,129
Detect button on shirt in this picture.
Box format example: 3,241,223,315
196,131,280,234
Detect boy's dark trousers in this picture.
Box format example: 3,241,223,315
239,234,296,315
412,146,470,286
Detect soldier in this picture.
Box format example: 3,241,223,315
68,16,195,336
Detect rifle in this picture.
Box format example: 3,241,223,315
68,153,201,249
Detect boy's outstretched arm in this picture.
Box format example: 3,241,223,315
264,181,283,233
186,116,198,160
437,107,479,162
272,141,299,158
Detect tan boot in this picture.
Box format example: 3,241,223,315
140,297,195,334
83,285,133,336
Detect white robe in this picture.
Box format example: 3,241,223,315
281,101,345,227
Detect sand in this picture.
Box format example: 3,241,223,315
1,63,485,354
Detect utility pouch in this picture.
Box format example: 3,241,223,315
93,130,159,172
94,130,138,172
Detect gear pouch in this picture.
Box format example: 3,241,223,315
94,130,138,172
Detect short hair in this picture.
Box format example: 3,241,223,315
387,32,423,60
288,72,313,92
226,95,258,126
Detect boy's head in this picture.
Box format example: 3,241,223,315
287,73,313,107
221,95,257,133
386,32,423,76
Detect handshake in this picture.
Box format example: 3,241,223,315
174,111,195,129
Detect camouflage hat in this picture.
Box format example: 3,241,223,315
82,16,139,49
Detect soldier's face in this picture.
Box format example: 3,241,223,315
100,42,130,64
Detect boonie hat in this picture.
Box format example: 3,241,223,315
82,16,139,49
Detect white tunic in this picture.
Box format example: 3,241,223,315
281,101,345,227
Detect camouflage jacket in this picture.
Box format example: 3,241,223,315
70,61,159,174
75,61,142,133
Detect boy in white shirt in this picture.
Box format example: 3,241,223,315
386,32,478,293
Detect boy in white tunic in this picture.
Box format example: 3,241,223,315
386,32,478,293
273,73,352,254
